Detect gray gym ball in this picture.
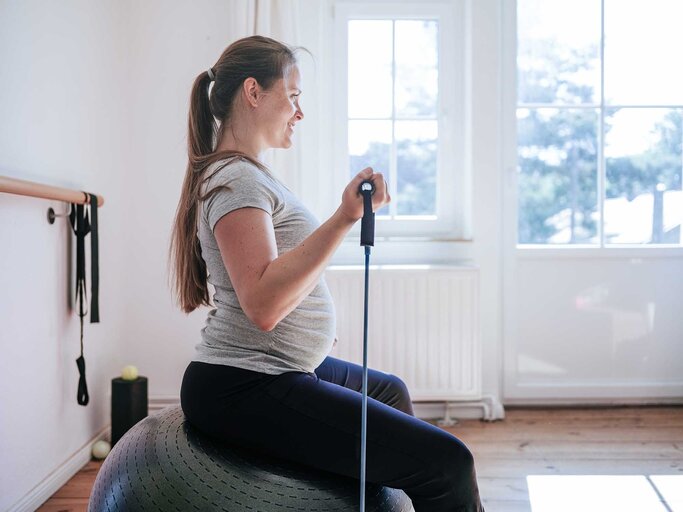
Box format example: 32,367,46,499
88,405,413,511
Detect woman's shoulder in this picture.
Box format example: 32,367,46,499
208,155,261,177
203,156,274,189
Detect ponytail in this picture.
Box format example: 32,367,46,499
168,70,215,313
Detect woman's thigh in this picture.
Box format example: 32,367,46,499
314,355,415,416
181,361,482,511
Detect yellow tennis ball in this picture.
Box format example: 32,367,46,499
92,440,111,460
121,365,138,380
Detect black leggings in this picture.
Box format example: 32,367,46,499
180,356,484,512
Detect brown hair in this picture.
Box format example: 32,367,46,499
168,35,308,313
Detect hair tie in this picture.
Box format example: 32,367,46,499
207,68,215,81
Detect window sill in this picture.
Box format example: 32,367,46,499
341,235,474,244
333,236,476,266
515,245,683,259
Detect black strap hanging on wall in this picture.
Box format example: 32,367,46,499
68,192,100,406
89,192,99,323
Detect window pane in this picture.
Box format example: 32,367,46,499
348,20,393,118
605,0,683,105
517,0,600,105
349,120,391,215
396,121,438,216
517,108,599,244
395,20,438,117
605,108,682,244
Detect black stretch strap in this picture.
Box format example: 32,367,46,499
75,354,88,406
89,193,100,323
69,201,89,405
68,193,100,406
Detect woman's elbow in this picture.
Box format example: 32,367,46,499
245,304,278,332
254,315,277,332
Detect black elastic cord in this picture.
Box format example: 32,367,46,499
360,244,370,512
68,193,100,406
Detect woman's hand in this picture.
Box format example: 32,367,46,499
337,167,391,223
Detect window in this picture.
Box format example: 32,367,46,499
517,0,683,246
333,1,465,238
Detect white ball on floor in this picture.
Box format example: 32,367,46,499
92,440,111,460
121,365,138,380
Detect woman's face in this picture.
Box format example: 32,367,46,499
258,64,304,150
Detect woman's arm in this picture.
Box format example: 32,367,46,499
214,167,389,331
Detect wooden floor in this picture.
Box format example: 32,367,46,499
38,406,683,511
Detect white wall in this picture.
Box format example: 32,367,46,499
503,254,683,402
0,1,130,510
0,1,314,506
118,0,248,400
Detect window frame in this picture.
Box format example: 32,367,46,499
332,0,468,240
507,0,683,255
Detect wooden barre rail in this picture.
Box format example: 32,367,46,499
0,174,104,207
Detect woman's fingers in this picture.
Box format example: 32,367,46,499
365,172,389,211
353,167,374,188
340,167,391,221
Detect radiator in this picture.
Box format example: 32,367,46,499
324,265,481,402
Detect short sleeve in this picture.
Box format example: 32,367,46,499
202,161,281,233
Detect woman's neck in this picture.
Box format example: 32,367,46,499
215,122,264,161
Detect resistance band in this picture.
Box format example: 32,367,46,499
68,192,100,406
358,179,375,512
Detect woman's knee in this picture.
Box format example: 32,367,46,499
447,439,475,473
412,435,480,509
386,374,415,416
439,437,478,490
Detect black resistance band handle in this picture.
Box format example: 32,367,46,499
359,180,375,247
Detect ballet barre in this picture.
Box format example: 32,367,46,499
0,174,104,224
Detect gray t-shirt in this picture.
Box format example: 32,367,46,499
193,157,336,375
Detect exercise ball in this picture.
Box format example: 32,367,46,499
89,405,413,511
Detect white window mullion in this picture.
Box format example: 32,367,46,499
390,19,398,218
598,0,605,248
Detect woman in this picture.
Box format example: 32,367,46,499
169,35,484,511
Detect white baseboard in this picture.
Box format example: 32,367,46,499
149,396,180,412
503,396,683,407
8,425,110,512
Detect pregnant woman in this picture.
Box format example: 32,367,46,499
169,34,484,511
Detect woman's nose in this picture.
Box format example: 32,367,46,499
295,108,304,121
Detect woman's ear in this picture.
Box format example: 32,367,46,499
242,77,260,108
